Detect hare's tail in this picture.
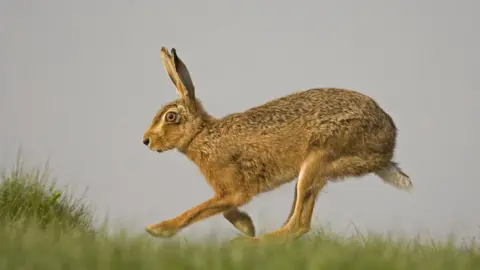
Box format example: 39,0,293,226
375,162,412,192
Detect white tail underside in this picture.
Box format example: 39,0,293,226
375,163,413,192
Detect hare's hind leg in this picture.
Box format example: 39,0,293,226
281,181,320,231
281,181,299,227
257,152,391,242
256,150,329,241
224,208,256,237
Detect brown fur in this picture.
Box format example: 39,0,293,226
142,47,412,241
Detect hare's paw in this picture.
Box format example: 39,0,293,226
235,219,256,237
224,210,256,237
145,221,179,238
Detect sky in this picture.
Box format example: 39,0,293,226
1,0,479,242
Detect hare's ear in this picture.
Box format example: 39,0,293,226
171,48,195,100
160,47,196,111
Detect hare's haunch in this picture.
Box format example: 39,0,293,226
142,47,412,242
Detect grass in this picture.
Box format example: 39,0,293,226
0,157,479,269
0,157,93,232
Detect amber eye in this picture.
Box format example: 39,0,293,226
165,111,178,122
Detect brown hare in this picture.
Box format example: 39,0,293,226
142,47,412,242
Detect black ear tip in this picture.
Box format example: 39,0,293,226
171,48,177,55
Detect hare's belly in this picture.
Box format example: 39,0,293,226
257,167,299,193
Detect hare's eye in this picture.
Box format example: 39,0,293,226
165,111,177,122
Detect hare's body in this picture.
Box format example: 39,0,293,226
143,47,412,241
185,88,397,195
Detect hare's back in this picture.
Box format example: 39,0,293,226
224,88,391,130
215,88,395,152
261,88,380,116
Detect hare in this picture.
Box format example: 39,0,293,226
142,47,412,242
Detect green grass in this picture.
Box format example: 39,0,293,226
0,157,93,232
0,158,479,270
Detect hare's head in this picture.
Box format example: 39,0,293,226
143,47,208,153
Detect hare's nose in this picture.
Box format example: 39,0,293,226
143,138,150,146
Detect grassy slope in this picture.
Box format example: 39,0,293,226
0,159,479,270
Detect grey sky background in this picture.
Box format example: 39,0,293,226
1,0,479,241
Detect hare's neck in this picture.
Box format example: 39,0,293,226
177,106,215,150
178,128,203,154
181,145,207,170
180,120,216,169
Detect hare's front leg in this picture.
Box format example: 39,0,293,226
146,194,252,238
223,208,256,237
